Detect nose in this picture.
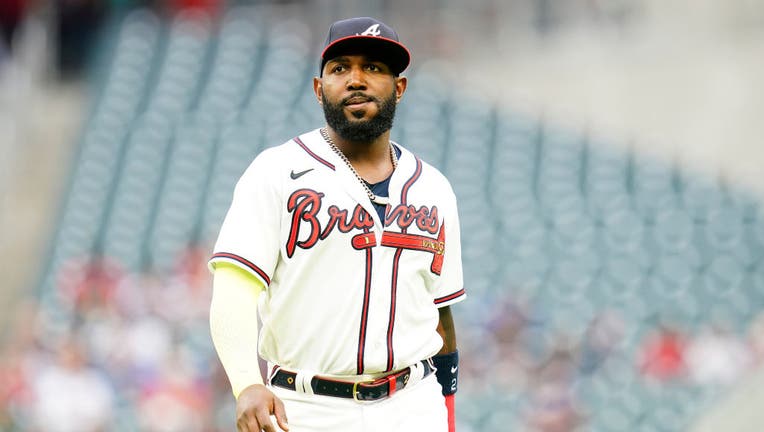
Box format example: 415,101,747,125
346,66,367,90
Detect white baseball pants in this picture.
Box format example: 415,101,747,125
269,373,448,431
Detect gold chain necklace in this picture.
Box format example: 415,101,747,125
320,127,397,206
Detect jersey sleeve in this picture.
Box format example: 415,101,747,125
432,186,465,307
209,154,281,287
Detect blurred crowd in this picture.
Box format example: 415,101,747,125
638,317,764,386
0,244,237,432
456,292,764,432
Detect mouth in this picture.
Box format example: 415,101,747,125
343,95,374,109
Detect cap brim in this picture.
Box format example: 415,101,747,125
321,35,410,75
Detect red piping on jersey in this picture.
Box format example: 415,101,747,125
385,157,423,372
400,157,422,204
434,288,466,305
386,248,403,372
211,252,271,285
357,228,374,374
293,136,335,170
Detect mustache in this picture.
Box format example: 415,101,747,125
341,92,380,105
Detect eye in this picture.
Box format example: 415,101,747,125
331,64,346,73
365,63,382,72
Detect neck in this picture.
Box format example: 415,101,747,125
322,126,396,184
324,126,392,164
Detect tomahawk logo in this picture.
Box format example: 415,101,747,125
358,24,382,37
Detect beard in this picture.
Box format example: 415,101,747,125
322,89,397,143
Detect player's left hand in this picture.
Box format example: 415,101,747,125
236,384,289,432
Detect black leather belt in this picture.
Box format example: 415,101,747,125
270,359,434,402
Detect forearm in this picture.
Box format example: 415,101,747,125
435,305,459,431
434,305,459,394
209,263,266,398
436,305,457,354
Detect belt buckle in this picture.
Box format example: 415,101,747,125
352,379,376,403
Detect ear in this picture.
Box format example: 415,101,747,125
313,77,323,105
394,76,408,103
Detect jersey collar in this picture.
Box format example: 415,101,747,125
300,129,417,230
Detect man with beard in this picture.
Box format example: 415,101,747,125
208,17,465,432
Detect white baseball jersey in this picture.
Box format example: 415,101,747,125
209,128,465,376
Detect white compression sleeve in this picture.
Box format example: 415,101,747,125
209,262,266,398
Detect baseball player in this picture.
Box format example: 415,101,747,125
209,17,465,432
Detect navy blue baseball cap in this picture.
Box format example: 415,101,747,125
320,17,411,76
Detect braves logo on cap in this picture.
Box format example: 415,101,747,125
357,24,382,37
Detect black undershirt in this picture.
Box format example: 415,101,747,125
366,177,392,221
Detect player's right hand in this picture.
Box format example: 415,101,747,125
236,384,289,432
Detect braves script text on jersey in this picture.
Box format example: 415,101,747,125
209,128,465,376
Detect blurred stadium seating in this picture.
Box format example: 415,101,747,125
4,6,764,432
